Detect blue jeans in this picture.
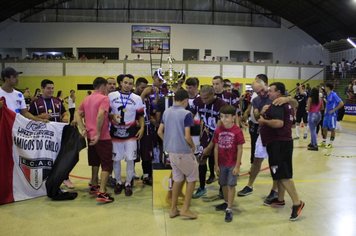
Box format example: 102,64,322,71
308,112,321,146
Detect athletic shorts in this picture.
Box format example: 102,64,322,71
266,140,293,180
323,115,337,130
88,139,113,172
255,135,268,159
219,166,238,187
296,110,308,123
169,153,199,183
112,139,137,161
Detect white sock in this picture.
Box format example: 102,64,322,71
296,125,300,137
113,160,122,184
304,125,308,136
126,160,135,186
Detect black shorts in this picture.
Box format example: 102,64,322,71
296,110,308,123
266,140,293,180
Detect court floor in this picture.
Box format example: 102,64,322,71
1,121,356,236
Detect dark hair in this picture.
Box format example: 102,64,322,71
256,74,268,84
212,75,223,82
223,79,231,84
219,105,236,115
56,90,62,98
41,79,54,88
136,77,148,86
325,83,334,90
116,74,126,85
121,74,135,83
185,77,199,87
310,87,320,105
70,89,75,93
93,77,108,89
174,89,189,101
269,82,286,95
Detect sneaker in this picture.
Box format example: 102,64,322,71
114,183,124,194
63,179,74,189
325,144,333,149
225,210,233,222
237,186,253,197
215,202,228,211
206,176,216,184
307,143,313,148
89,185,100,195
318,142,326,147
307,145,318,151
107,176,116,188
293,136,300,140
96,192,114,203
125,185,133,196
269,198,286,208
290,201,305,221
265,189,278,202
303,134,307,139
143,177,153,186
192,187,207,199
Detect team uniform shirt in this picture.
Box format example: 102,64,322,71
295,92,308,113
260,103,294,146
213,124,245,167
109,91,144,141
29,96,66,122
215,91,240,113
188,94,201,136
190,97,226,147
325,91,342,117
78,91,111,140
0,87,26,113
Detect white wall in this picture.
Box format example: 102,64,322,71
0,20,329,64
330,48,356,63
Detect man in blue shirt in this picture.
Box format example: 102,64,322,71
319,83,344,149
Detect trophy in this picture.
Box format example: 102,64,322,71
155,55,185,166
155,55,185,109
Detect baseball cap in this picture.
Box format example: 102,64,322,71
1,67,23,80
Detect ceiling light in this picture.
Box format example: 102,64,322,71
347,38,356,48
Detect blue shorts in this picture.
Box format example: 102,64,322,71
323,115,337,130
219,166,238,187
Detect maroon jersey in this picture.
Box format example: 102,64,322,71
190,97,226,147
213,124,245,167
260,103,293,146
29,96,66,122
215,91,239,108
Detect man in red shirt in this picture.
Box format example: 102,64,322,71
75,77,114,203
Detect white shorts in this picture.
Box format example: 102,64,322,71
112,140,137,161
254,135,268,159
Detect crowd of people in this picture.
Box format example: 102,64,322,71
1,65,349,223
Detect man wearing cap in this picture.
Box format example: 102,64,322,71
0,67,45,122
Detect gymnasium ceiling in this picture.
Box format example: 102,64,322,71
1,0,356,52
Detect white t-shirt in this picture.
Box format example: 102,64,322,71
0,87,26,113
68,97,75,109
353,84,356,94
